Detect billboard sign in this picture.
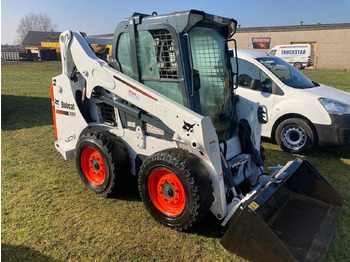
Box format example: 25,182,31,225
249,37,271,49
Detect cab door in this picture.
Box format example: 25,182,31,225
232,58,276,137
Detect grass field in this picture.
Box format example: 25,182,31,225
303,69,350,92
2,61,350,262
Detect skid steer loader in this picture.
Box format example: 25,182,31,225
51,10,343,261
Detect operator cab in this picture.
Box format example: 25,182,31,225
110,10,237,140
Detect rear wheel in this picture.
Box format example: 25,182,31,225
75,132,130,197
294,62,302,70
275,118,315,154
138,148,213,231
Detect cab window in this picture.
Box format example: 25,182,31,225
269,50,277,56
136,29,183,105
117,33,133,78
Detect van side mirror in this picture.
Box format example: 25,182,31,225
250,79,263,91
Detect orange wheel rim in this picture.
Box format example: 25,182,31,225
148,168,186,216
81,147,106,185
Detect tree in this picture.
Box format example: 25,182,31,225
16,12,58,45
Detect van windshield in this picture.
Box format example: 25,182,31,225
257,57,317,89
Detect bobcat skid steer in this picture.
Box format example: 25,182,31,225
51,10,343,262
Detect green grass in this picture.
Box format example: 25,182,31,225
303,69,350,93
2,61,350,261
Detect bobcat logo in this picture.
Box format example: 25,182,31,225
183,121,195,134
55,99,60,105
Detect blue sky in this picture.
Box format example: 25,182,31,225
2,0,350,44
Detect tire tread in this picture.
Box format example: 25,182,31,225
138,148,213,231
76,132,130,197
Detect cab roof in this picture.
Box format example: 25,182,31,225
122,10,237,38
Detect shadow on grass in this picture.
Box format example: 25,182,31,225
308,145,350,159
111,173,226,238
1,95,52,131
111,174,141,202
189,213,226,239
1,244,59,262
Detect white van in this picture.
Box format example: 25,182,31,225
269,44,313,69
231,49,350,153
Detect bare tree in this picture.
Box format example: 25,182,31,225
16,12,58,44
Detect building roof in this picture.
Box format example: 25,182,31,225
23,31,62,46
236,23,350,33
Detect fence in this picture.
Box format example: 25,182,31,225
1,52,20,61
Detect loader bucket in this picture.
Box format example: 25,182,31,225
220,158,343,262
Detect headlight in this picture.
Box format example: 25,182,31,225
319,98,350,115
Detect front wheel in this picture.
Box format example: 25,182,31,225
275,118,316,154
138,148,213,231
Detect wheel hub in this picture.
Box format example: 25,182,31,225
81,147,106,185
92,159,101,172
162,183,175,199
148,168,186,217
282,125,306,150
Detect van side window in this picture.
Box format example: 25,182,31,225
236,58,273,93
269,50,276,56
260,70,273,93
237,59,259,88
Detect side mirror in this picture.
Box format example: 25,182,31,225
250,79,263,91
228,50,234,58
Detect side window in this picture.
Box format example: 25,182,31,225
269,50,276,56
237,58,259,88
117,33,133,78
236,58,272,93
260,70,273,93
137,31,160,79
136,29,183,105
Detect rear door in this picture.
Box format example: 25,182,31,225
232,57,276,137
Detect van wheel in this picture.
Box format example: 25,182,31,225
275,118,315,154
294,62,302,70
138,148,213,231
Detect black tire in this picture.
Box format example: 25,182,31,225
294,62,302,70
75,132,130,197
275,118,315,154
138,148,213,231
